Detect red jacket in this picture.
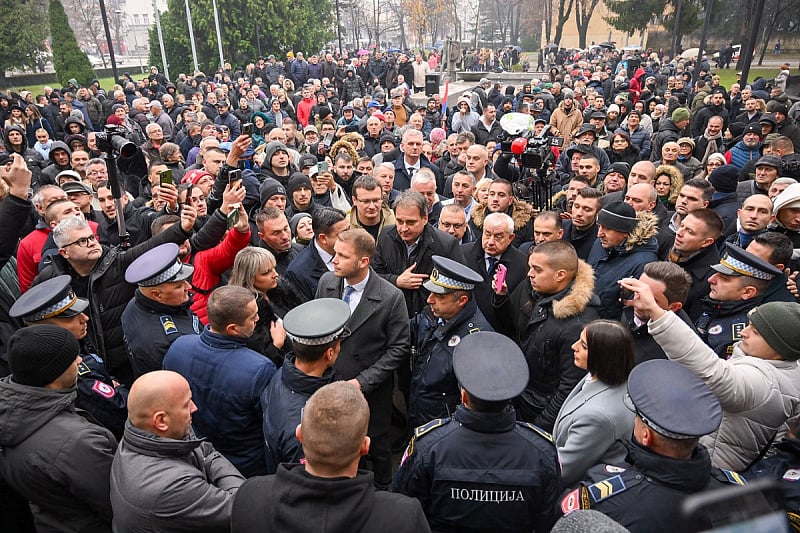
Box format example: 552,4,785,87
189,227,251,325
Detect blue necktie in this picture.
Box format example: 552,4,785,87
487,257,499,276
342,286,355,305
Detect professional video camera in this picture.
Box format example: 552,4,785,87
496,113,563,209
95,125,136,158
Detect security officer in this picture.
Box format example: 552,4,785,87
9,275,128,439
408,255,492,429
394,332,562,532
695,243,782,358
261,298,349,474
560,359,743,532
746,419,800,526
121,242,200,378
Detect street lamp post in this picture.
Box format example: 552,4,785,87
184,0,199,73
98,0,119,82
153,0,170,80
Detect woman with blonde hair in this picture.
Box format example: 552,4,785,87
228,247,307,366
474,177,492,205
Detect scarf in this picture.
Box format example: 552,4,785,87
700,130,723,167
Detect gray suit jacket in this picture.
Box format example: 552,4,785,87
552,376,634,486
315,268,410,396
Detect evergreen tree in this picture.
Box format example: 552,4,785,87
0,0,48,84
48,0,95,87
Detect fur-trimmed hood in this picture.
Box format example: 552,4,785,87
623,210,659,251
470,199,533,231
330,138,359,163
552,259,596,319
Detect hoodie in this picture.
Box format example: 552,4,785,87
231,463,429,533
3,124,45,187
0,377,116,532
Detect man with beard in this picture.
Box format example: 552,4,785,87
549,89,583,145
725,124,763,169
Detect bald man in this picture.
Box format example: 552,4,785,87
110,371,245,531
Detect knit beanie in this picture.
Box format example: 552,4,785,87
8,325,80,387
747,302,800,361
671,107,690,123
727,122,746,138
708,165,740,194
597,201,637,233
259,178,286,206
287,172,313,196
606,162,630,179
289,212,312,242
430,128,446,145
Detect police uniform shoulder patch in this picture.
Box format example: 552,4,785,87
91,380,116,399
160,315,178,335
561,486,591,514
587,474,627,503
414,418,445,438
518,421,554,443
784,469,800,482
77,361,92,376
715,469,747,485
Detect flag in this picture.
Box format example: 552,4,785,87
441,79,450,120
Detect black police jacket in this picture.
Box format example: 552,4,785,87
408,299,492,429
695,296,763,359
560,439,743,532
120,290,200,378
261,355,335,474
76,351,128,440
393,405,562,532
746,437,800,525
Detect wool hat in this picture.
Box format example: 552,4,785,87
607,104,620,114
773,182,800,214
287,172,313,195
597,201,637,233
183,169,214,186
299,154,318,169
606,162,630,179
728,122,746,138
671,107,690,123
8,325,80,387
111,103,125,112
379,132,397,146
772,104,789,116
708,165,740,194
430,127,446,144
259,178,286,206
747,302,800,360
677,136,695,148
289,212,312,237
742,123,762,138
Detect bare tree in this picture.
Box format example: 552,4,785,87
61,0,106,63
575,0,600,49
553,0,575,46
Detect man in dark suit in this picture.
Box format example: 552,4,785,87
284,207,349,300
316,228,410,490
373,190,465,317
461,212,527,330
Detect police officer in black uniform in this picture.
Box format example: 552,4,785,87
559,359,745,532
121,242,200,378
261,298,349,474
408,255,492,429
746,420,800,528
9,275,128,438
394,331,562,532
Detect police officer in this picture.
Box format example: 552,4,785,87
559,359,744,531
121,243,200,378
746,419,800,525
408,255,492,429
394,331,562,532
9,275,128,438
694,243,782,358
261,298,349,474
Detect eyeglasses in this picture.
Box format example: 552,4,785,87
62,234,97,248
439,221,465,230
356,197,382,206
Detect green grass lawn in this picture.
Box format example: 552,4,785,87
711,68,777,88
7,76,118,96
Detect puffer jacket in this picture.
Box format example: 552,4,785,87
494,260,600,431
588,211,660,319
0,378,116,532
110,421,245,532
649,311,800,471
725,140,761,169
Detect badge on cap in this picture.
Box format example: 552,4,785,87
448,335,461,347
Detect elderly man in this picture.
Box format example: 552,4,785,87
111,371,245,531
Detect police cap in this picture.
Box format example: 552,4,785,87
711,242,782,280
283,298,351,346
124,243,194,287
10,275,89,322
453,332,528,401
423,255,483,295
625,359,722,439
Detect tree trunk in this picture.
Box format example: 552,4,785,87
553,0,575,45
544,0,553,43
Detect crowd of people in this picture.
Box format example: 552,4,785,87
1,44,800,532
